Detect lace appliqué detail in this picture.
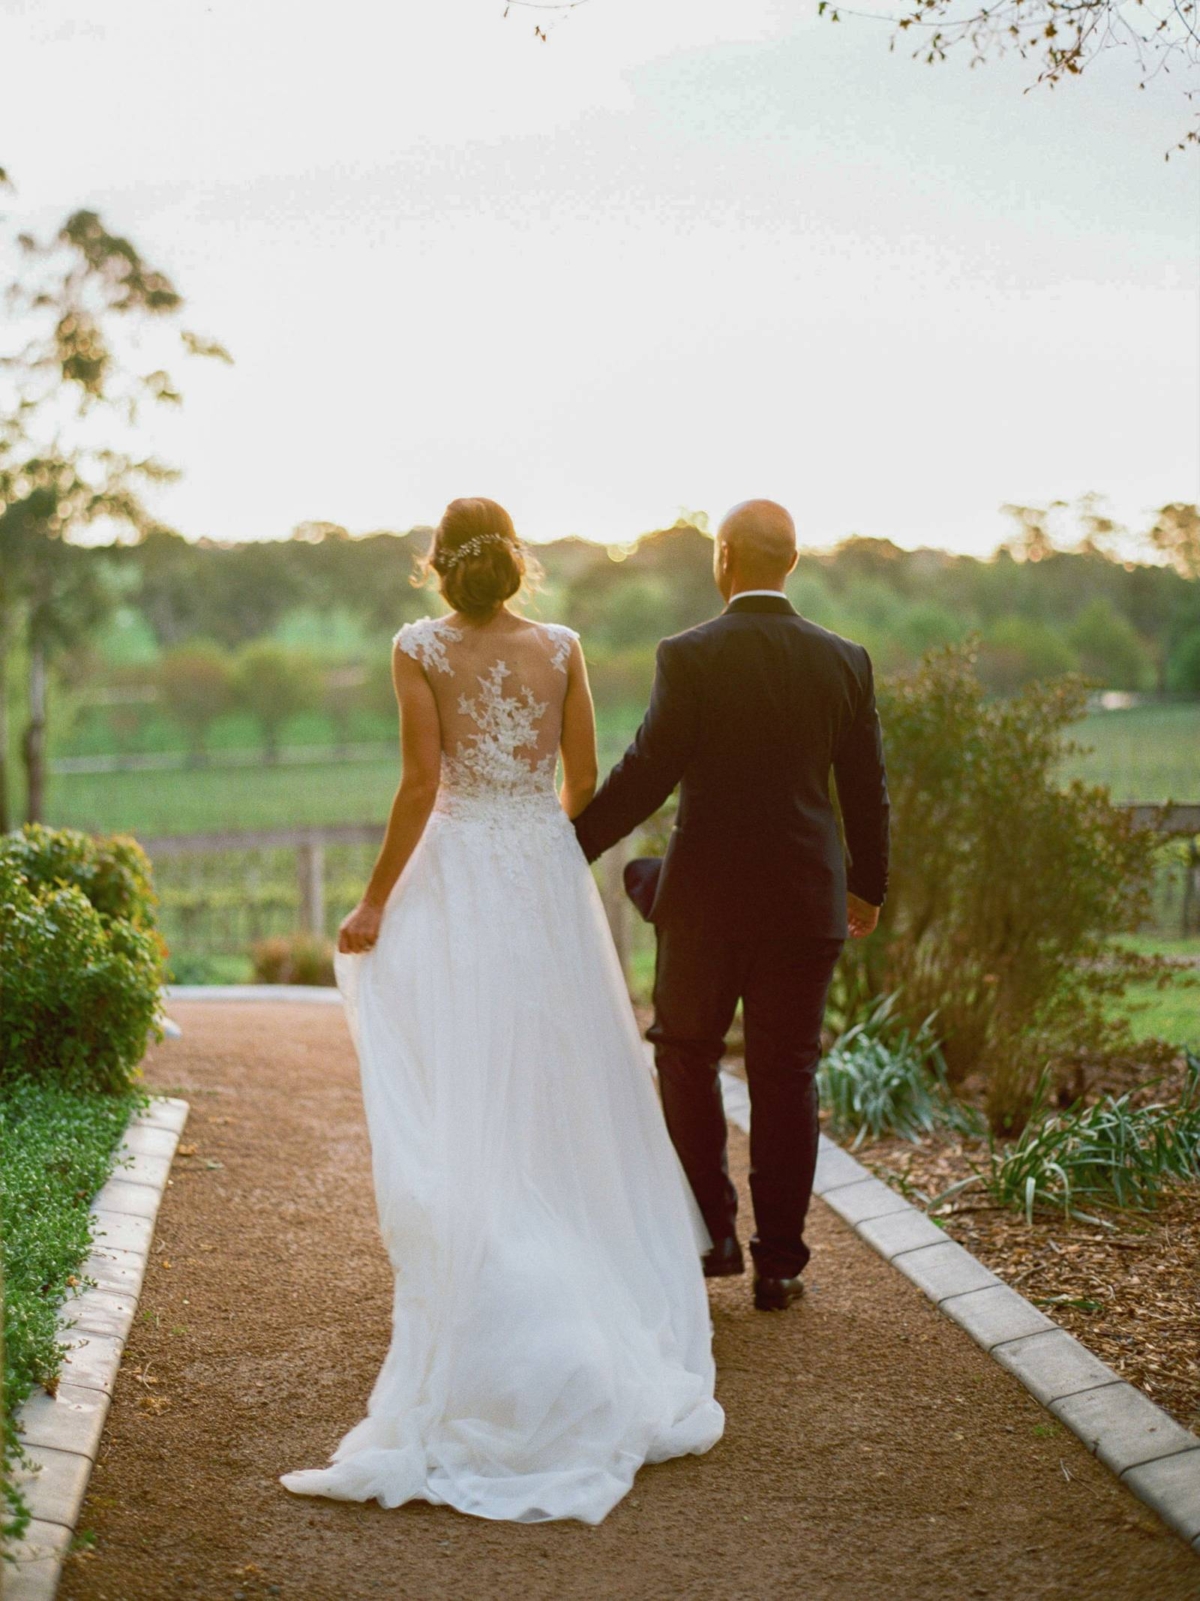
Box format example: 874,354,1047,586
544,624,577,674
394,616,462,676
444,660,556,804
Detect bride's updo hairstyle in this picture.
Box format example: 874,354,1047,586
423,497,540,621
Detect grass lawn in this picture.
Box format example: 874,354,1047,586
1,1081,145,1538
1062,703,1200,803
1109,935,1200,1053
46,704,648,837
43,699,1199,841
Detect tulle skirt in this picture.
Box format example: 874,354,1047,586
279,790,724,1524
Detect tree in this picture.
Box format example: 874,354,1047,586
1067,597,1152,690
1166,626,1200,696
1148,503,1200,580
515,1,1199,147
158,643,236,760
0,187,230,825
977,615,1078,695
233,642,321,761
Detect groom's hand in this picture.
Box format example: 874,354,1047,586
847,892,880,939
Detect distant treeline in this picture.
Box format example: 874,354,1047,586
95,519,1200,705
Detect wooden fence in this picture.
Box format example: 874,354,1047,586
137,804,1200,968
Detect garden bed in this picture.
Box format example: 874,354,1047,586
854,1126,1200,1435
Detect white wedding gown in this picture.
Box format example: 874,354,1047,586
280,615,724,1524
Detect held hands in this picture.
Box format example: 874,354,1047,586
847,892,880,940
338,899,384,955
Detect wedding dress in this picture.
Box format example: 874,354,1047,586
280,614,724,1524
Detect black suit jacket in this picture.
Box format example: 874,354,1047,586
573,594,890,940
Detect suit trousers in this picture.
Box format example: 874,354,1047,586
647,918,844,1280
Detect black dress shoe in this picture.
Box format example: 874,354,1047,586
754,1273,805,1311
702,1237,745,1278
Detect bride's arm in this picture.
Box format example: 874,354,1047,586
338,646,441,953
559,636,599,820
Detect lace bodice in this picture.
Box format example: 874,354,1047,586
395,615,578,823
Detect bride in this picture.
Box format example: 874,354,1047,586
280,497,724,1525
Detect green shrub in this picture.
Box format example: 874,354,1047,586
1,1080,146,1544
819,997,947,1148
0,824,157,929
976,1054,1200,1222
0,828,164,1095
847,645,1173,1135
250,932,335,986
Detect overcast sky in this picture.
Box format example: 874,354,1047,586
4,0,1198,555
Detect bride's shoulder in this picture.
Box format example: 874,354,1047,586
534,620,581,673
392,614,462,675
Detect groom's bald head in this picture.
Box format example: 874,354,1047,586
714,500,798,600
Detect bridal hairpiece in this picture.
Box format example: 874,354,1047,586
443,532,515,569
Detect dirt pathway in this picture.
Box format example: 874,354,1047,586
59,1004,1197,1601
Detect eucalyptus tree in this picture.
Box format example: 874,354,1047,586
0,184,230,825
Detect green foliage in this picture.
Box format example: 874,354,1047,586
818,995,967,1148
0,823,157,928
977,615,1079,695
250,932,335,985
852,645,1172,1134
158,642,236,756
980,1056,1200,1222
1067,598,1152,691
233,642,322,760
1,1079,146,1543
1166,626,1200,697
0,827,163,1094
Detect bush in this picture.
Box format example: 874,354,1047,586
848,645,1171,1135
250,932,335,986
158,641,236,758
233,641,322,761
0,823,157,929
978,1054,1200,1222
2,1080,146,1543
818,996,962,1148
0,827,164,1095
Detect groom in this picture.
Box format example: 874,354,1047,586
574,500,890,1311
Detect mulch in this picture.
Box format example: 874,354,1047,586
57,1003,1200,1601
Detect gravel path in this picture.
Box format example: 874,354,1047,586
59,1004,1198,1601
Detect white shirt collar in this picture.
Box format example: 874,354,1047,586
729,588,788,601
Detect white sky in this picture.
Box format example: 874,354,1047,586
3,0,1198,555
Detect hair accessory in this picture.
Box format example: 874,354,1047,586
443,531,516,569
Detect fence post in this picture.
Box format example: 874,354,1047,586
297,840,326,937
600,837,633,987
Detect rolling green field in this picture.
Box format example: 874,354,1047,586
44,701,1199,839
1059,703,1200,803
46,706,646,836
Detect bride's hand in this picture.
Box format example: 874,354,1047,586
338,899,384,955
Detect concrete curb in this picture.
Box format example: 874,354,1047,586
812,1132,1200,1555
164,984,342,1004
4,1096,189,1601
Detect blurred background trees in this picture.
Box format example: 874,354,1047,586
9,498,1198,805
0,177,230,827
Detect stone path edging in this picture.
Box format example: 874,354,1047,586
4,1096,189,1601
164,984,342,1004
810,1131,1200,1555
